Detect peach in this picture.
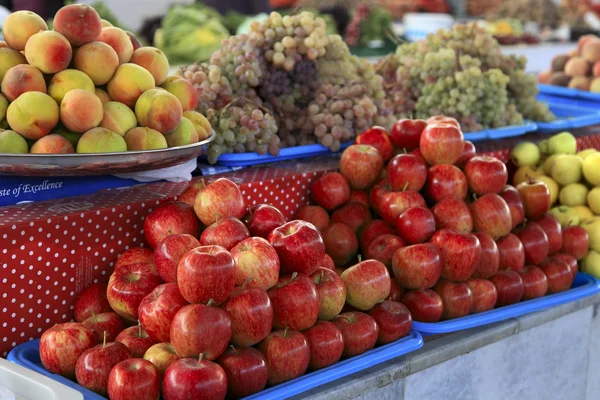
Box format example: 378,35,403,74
593,61,600,78
135,89,182,134
568,76,591,91
124,127,167,150
7,92,59,140
25,31,72,74
538,70,551,84
578,35,600,56
2,10,48,51
53,127,81,148
182,110,212,140
0,93,7,120
131,47,169,85
0,130,28,153
98,27,133,64
127,32,143,51
564,57,590,77
164,117,199,147
1,64,46,101
583,40,600,63
95,88,111,104
161,76,198,111
549,72,570,87
53,4,102,47
590,77,600,93
0,48,27,81
101,19,113,28
48,69,95,103
107,63,155,107
30,134,74,154
60,89,104,133
73,41,119,85
100,101,137,136
551,54,570,72
76,127,127,153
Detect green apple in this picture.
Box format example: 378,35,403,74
559,183,589,206
551,155,583,185
511,141,540,167
582,250,600,277
513,165,543,186
581,217,600,252
0,130,28,154
537,175,559,205
543,154,563,175
538,139,549,154
588,187,600,214
583,153,600,186
572,205,595,221
550,206,581,228
547,131,577,155
577,148,597,161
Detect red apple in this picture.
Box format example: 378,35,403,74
177,245,235,305
82,312,126,343
466,278,497,313
178,180,205,208
540,258,574,293
268,220,326,276
200,217,250,250
356,126,394,161
194,177,246,227
115,324,157,358
143,342,179,379
464,156,508,195
411,148,426,162
387,153,428,192
490,270,524,306
470,193,512,240
216,347,268,398
426,116,460,128
331,202,373,234
349,190,370,208
258,329,310,385
138,283,188,343
392,243,441,289
471,232,499,279
310,172,351,211
518,266,548,300
391,118,427,149
365,234,405,269
514,221,549,265
316,253,336,271
39,322,95,379
144,201,200,249
401,289,443,322
311,267,346,321
360,219,394,253
552,253,579,280
108,359,160,400
73,282,111,323
368,300,412,344
75,341,131,396
268,272,319,331
170,303,232,360
395,206,436,244
379,190,426,224
430,229,482,282
455,140,476,169
114,247,154,270
387,279,406,302
332,312,379,357
340,144,384,190
431,198,473,233
222,282,273,347
516,180,551,220
497,233,525,272
107,261,162,322
303,321,345,370
322,222,359,266
419,123,464,165
433,280,472,320
425,164,468,203
230,236,280,290
562,226,589,260
369,178,392,216
341,259,391,310
163,356,227,400
499,185,525,229
154,234,200,283
536,213,563,256
295,205,330,231
243,204,286,238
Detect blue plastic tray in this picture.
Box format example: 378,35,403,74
534,100,600,133
8,331,423,400
537,93,600,110
538,83,600,102
412,272,600,336
463,122,538,143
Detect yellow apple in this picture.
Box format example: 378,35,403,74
559,183,589,206
513,165,543,186
588,187,600,214
511,141,540,167
583,153,600,186
550,206,581,228
577,148,597,161
538,139,549,155
572,205,595,221
548,131,577,155
551,155,583,185
543,154,563,175
582,250,600,278
537,175,559,205
580,217,600,252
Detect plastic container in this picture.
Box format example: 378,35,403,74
538,83,600,102
0,357,82,400
534,99,600,133
413,272,600,336
464,122,538,143
8,331,423,400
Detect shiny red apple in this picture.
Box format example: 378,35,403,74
499,185,525,229
387,279,405,302
295,205,330,231
540,258,574,294
144,201,200,249
518,266,548,300
194,177,246,227
75,341,131,396
216,346,268,398
419,123,464,165
434,280,473,320
178,180,205,208
359,219,394,253
73,282,111,323
332,312,379,357
365,234,405,269
471,232,499,279
368,300,412,344
243,204,286,238
268,220,326,276
514,221,549,265
115,324,157,358
536,213,563,256
268,272,319,331
430,229,482,282
331,202,372,234
163,356,227,400
425,164,468,203
322,222,359,266
303,321,345,370
230,236,280,290
470,193,512,240
464,156,508,195
369,178,392,216
516,180,551,220
200,217,250,250
154,233,200,283
107,358,160,400
340,144,384,190
561,226,589,260
401,289,443,322
552,253,579,280
40,322,96,379
466,278,497,313
143,342,179,380
114,247,155,270
431,198,473,233
390,118,427,149
349,190,370,208
379,190,427,225
387,153,428,191
356,126,394,161
392,243,441,289
395,206,436,244
455,140,476,169
341,259,391,310
310,172,350,211
82,311,125,343
138,283,188,343
258,329,310,386
222,282,273,347
311,267,346,321
490,270,524,306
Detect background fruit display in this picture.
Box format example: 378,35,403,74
0,6,212,156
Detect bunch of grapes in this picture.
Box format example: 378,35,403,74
179,62,233,114
210,34,264,92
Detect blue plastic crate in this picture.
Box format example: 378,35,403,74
533,99,600,133
538,83,600,102
412,272,600,336
7,331,423,400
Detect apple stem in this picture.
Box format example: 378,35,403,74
357,254,362,263
229,345,237,353
199,353,204,363
214,212,221,223
209,245,216,255
200,178,206,189
91,310,97,324
289,272,298,284
402,148,408,154
247,205,253,217
402,182,409,192
103,330,107,348
167,229,173,235
207,299,215,307
138,321,142,338
472,193,477,201
241,277,252,290
319,270,324,284
283,327,289,338
568,219,573,227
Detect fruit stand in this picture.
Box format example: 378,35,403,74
2,2,600,400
